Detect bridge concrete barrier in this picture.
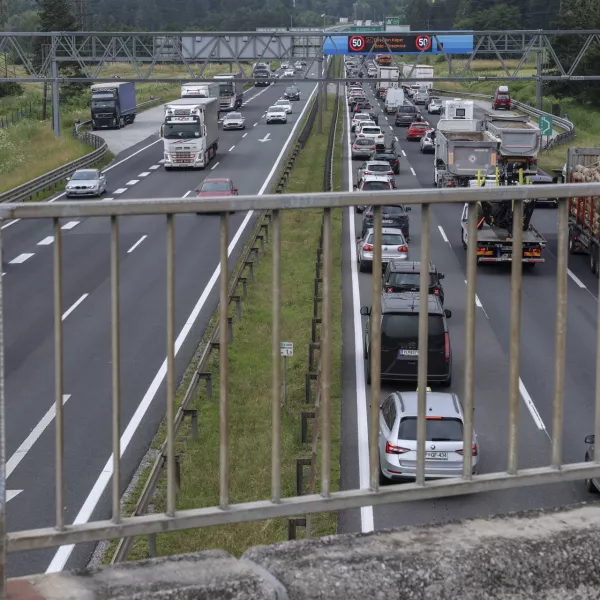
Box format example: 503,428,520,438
8,502,600,599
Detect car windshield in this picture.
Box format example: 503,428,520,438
362,128,380,134
398,417,463,442
276,100,289,105
164,123,201,139
381,314,445,349
366,233,404,245
71,171,98,180
200,181,231,192
226,113,242,119
362,181,391,191
386,273,435,287
497,93,509,100
268,107,282,112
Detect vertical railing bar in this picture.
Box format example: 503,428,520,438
0,225,6,600
369,205,382,491
219,213,229,509
462,202,477,479
321,208,333,497
166,214,176,517
551,198,568,469
507,200,523,474
595,200,600,462
53,218,65,530
416,204,430,487
110,216,121,523
271,211,282,503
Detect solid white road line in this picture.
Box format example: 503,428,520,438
437,225,449,244
61,221,80,230
45,81,322,575
103,198,114,202
182,191,192,198
567,269,586,288
62,294,88,320
253,123,258,127
126,180,139,186
6,395,72,478
242,133,248,138
462,279,487,315
149,165,161,170
410,167,416,176
9,253,34,264
158,159,165,164
401,149,406,157
37,236,54,246
127,235,147,254
113,188,127,194
211,162,220,171
228,146,235,152
1,219,20,230
138,172,150,177
345,90,375,534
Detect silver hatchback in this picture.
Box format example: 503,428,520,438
378,391,479,483
357,227,408,272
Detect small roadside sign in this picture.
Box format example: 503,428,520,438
539,115,553,137
280,341,294,357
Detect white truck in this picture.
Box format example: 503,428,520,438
384,87,405,114
401,64,434,90
213,73,244,111
161,98,219,170
181,82,220,99
433,100,499,188
375,65,399,98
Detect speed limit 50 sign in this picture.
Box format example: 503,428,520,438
346,33,434,54
348,35,366,52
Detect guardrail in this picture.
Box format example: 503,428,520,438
0,98,162,204
430,88,575,152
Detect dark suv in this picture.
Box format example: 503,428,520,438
284,86,301,101
373,150,400,174
382,260,445,305
361,293,452,386
395,105,419,126
361,205,411,240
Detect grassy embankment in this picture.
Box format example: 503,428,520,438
106,90,344,563
426,57,600,173
0,62,255,194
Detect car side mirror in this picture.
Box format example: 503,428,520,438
360,306,371,316
438,272,445,279
444,309,452,318
233,188,238,194
405,206,412,211
353,185,358,190
585,434,595,444
194,188,200,194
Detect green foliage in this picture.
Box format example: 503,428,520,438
0,83,24,98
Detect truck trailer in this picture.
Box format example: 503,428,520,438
181,82,220,99
401,64,434,90
374,66,399,98
566,147,600,276
161,98,219,170
90,82,136,130
483,113,540,176
213,73,244,111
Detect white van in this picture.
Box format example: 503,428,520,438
385,88,405,114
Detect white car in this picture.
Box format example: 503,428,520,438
284,69,295,77
266,105,287,124
354,120,376,135
222,112,245,130
356,125,385,148
351,113,372,132
281,61,290,69
275,99,292,114
294,62,303,71
420,129,435,153
357,226,409,271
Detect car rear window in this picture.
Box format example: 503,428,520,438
382,205,405,215
374,154,396,161
362,181,391,191
381,314,445,349
386,273,435,288
397,107,417,114
398,417,463,442
497,94,509,100
362,128,380,134
355,139,374,146
370,164,391,172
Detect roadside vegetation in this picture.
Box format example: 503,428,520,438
0,62,254,193
112,91,343,563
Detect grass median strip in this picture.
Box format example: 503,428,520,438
119,92,343,561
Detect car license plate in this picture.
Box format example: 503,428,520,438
398,349,418,357
383,220,393,224
426,451,448,460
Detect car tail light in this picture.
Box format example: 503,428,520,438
530,158,537,165
385,441,410,454
353,145,358,150
457,445,478,457
359,134,365,138
363,243,373,251
433,287,441,296
364,171,371,175
444,332,450,364
386,286,394,293
398,244,408,252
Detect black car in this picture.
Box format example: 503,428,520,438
360,293,452,386
395,105,419,127
361,204,411,240
382,260,445,305
373,151,399,174
284,86,301,101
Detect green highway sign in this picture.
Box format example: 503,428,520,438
385,17,401,25
539,114,553,136
348,26,383,32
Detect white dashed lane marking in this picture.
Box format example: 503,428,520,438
10,253,34,264
126,180,139,186
37,236,54,246
61,221,80,230
149,165,161,170
211,162,220,170
138,172,150,177
113,188,127,194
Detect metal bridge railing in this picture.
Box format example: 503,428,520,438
1,184,600,593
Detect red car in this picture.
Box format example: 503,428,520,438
406,122,429,141
195,178,239,197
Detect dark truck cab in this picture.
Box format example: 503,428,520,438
90,82,136,130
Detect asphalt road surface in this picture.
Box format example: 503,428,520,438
4,66,321,577
338,79,599,535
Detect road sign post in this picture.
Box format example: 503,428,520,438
280,342,293,404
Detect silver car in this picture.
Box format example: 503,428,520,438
420,130,435,153
413,91,429,105
275,99,292,114
357,227,408,272
357,160,395,183
378,391,480,484
222,112,245,130
65,168,107,198
351,138,376,160
427,98,443,114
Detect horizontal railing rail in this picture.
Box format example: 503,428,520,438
0,98,162,204
430,87,575,151
2,184,600,570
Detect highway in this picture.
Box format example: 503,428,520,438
338,77,598,534
3,67,320,577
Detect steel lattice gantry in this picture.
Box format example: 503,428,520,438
1,30,600,83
